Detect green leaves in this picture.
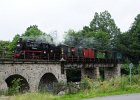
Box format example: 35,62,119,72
64,29,80,47
64,11,119,50
90,10,120,38
0,40,10,50
116,14,140,64
22,25,45,37
8,34,20,51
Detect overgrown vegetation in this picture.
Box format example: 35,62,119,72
0,78,23,96
7,78,23,95
7,76,140,100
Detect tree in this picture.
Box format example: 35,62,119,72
22,25,45,37
22,25,53,44
0,40,10,50
90,11,120,38
117,14,140,65
64,11,119,50
64,29,80,47
89,11,121,49
8,34,20,51
92,30,110,50
0,40,10,58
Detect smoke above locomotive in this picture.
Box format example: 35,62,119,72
21,34,54,45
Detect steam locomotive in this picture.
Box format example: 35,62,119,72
14,37,123,63
14,37,60,60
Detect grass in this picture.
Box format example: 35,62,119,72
8,93,57,100
8,88,140,100
56,85,140,100
5,75,140,100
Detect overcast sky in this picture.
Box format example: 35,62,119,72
0,0,140,41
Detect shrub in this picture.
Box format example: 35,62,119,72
8,78,22,95
67,82,80,94
53,81,67,94
80,77,94,90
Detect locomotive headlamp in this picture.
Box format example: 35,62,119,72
44,51,46,54
51,50,53,52
17,44,20,47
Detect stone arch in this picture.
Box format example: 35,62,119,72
5,74,30,92
38,73,58,91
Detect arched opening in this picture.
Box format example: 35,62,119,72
38,73,58,92
5,74,30,92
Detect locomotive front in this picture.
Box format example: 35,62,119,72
14,38,24,58
14,37,61,60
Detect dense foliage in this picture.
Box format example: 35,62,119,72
64,11,120,50
8,34,20,51
0,41,10,50
116,14,140,65
22,25,45,37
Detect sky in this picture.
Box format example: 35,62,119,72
0,0,140,42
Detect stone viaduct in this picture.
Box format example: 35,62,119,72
0,60,121,92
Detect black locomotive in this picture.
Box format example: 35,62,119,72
14,37,60,60
14,37,124,63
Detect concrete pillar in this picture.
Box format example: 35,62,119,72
104,64,121,80
81,64,85,79
93,67,100,79
59,70,67,83
81,64,100,80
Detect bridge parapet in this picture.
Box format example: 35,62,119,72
64,63,114,69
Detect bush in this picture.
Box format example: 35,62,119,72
80,77,94,90
131,75,140,85
53,81,67,94
67,82,80,94
121,63,140,75
8,78,22,95
108,76,129,89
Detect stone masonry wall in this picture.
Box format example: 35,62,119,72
0,63,67,92
81,64,100,80
104,64,121,80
